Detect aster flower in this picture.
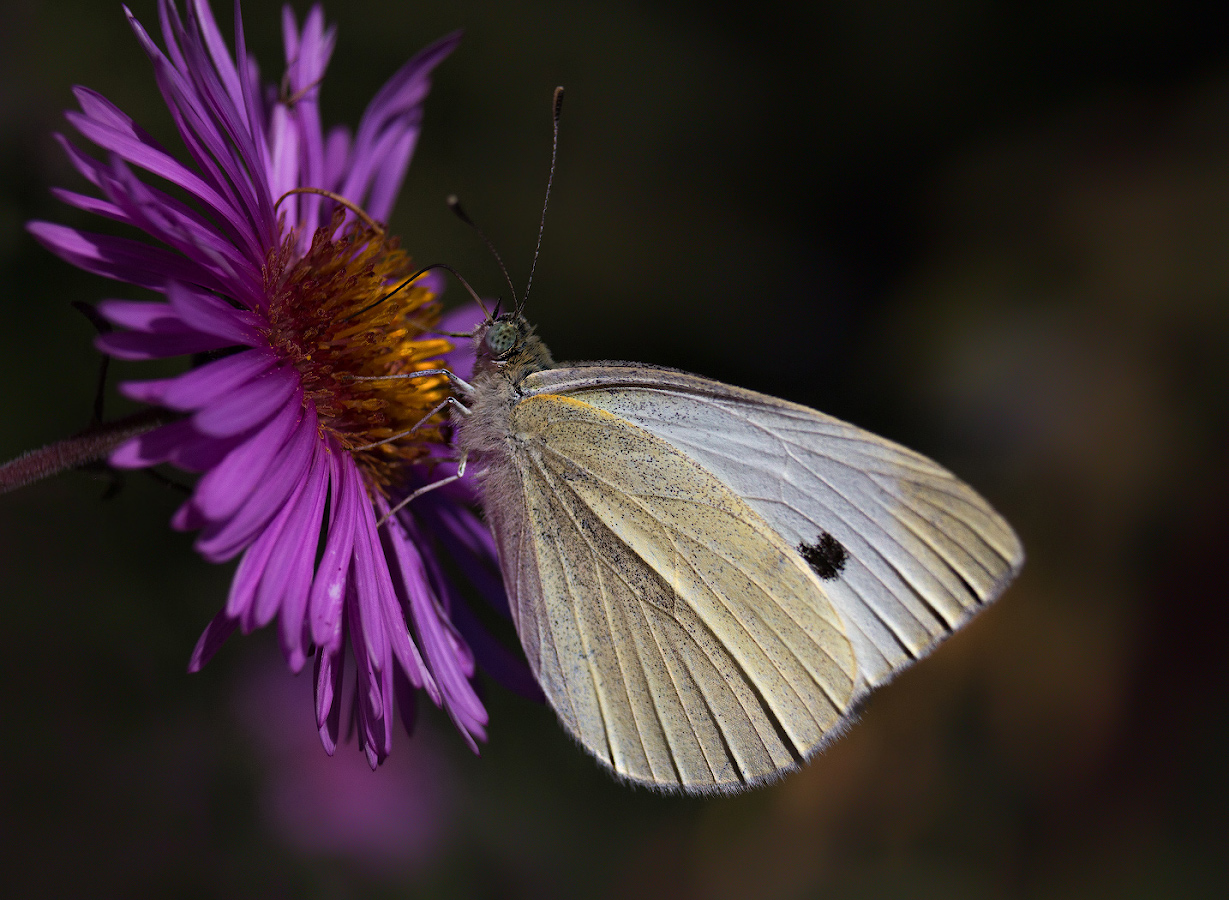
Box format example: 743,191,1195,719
26,0,520,767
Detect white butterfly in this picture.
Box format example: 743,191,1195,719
447,311,1023,795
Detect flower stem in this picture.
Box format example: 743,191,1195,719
0,409,174,494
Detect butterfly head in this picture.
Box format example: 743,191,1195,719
473,312,556,379
483,314,523,359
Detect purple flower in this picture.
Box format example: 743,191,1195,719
27,0,518,767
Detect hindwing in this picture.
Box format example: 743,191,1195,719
494,392,857,793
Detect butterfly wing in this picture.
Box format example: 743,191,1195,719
485,391,857,793
522,365,1024,698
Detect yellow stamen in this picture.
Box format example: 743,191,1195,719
263,211,454,495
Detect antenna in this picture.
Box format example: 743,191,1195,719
521,86,564,314
447,194,518,308
340,263,491,324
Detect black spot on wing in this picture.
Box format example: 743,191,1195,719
798,532,849,580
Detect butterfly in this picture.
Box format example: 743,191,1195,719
449,311,1023,794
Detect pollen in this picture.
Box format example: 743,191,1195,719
264,211,453,495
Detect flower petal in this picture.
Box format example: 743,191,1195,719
110,417,198,469
192,395,302,521
96,298,180,332
67,102,239,233
341,31,460,219
309,449,359,653
314,646,345,753
125,6,270,256
160,349,274,411
192,364,298,437
385,517,485,747
97,330,235,360
119,376,178,405
273,442,331,672
165,280,262,345
196,405,318,563
187,609,238,673
28,221,228,294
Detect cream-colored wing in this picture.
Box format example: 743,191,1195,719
522,366,1024,698
493,393,856,793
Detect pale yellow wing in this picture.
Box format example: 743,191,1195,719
522,365,1024,697
497,393,856,793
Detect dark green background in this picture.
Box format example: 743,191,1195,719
2,1,1226,897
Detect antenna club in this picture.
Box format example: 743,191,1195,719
447,195,476,227
553,86,565,119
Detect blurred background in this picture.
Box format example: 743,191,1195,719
2,1,1227,897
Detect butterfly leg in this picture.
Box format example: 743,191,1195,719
344,368,476,399
376,450,469,526
351,395,470,453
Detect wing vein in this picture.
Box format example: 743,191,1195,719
524,451,622,768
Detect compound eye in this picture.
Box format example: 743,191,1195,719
485,321,517,356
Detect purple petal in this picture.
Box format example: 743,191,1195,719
195,406,318,562
364,127,418,224
226,524,281,625
71,84,165,145
126,7,269,257
446,589,544,703
274,441,331,672
190,0,244,112
309,449,359,652
187,609,238,672
265,104,299,217
160,349,274,411
394,669,419,739
347,483,397,676
384,517,485,740
119,376,178,405
169,427,245,473
54,134,108,190
99,162,263,302
66,106,237,230
98,330,236,360
278,4,334,233
110,417,198,468
341,31,460,214
338,124,411,225
350,31,461,165
165,281,261,344
322,124,350,189
192,364,298,437
50,188,125,222
314,647,345,752
192,395,303,521
171,495,206,532
390,521,484,716
28,221,230,295
96,298,181,332
188,2,277,243
347,593,393,766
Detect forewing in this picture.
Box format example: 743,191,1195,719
502,393,856,793
523,365,1024,696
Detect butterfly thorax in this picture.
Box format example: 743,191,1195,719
453,314,556,457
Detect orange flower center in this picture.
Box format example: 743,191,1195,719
263,211,453,495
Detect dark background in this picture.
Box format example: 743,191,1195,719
2,1,1227,897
